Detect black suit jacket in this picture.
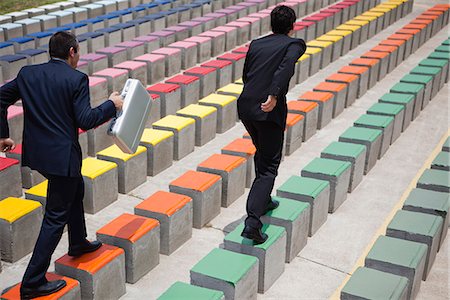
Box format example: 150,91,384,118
238,34,306,129
0,59,116,177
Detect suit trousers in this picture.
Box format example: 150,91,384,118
242,120,284,229
22,174,87,288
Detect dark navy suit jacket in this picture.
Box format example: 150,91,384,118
238,34,306,129
0,59,116,177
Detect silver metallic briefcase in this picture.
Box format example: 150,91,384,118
108,79,152,154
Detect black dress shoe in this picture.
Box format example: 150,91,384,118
68,240,102,257
241,225,268,245
265,200,279,213
20,280,66,299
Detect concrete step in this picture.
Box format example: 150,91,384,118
158,281,224,300
338,126,383,175
365,235,427,299
197,153,246,207
277,175,330,236
224,223,286,293
386,209,444,280
169,170,222,228
261,196,310,263
221,138,256,188
96,213,160,283
320,141,366,192
0,197,42,263
97,145,147,194
0,157,22,200
81,157,119,214
0,272,81,300
431,150,450,171
134,190,193,255
402,188,449,248
417,168,450,193
341,266,409,300
190,248,259,300
55,244,126,300
301,157,352,213
353,114,395,158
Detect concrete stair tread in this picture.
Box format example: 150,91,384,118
277,175,330,198
400,73,433,84
224,223,286,250
432,151,450,168
366,235,427,268
404,188,450,212
191,248,258,284
354,114,394,128
390,82,424,93
340,126,383,142
158,281,224,300
268,196,311,222
322,141,367,159
379,92,415,104
418,168,450,188
387,210,443,237
302,157,352,176
342,267,409,299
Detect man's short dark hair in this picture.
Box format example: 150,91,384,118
271,5,297,35
49,31,78,60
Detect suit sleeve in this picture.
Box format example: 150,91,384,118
0,78,21,138
268,39,306,97
72,74,117,131
242,42,253,84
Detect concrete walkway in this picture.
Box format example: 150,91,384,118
0,0,448,299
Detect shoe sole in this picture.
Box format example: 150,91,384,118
241,232,267,245
68,243,102,257
21,282,66,299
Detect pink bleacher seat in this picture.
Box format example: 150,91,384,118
7,105,23,144
167,41,198,69
236,16,261,39
149,30,176,47
88,76,108,108
178,20,203,36
77,60,89,74
96,46,127,67
211,26,238,51
184,36,212,63
79,53,108,75
132,35,159,53
114,60,147,86
115,41,145,60
163,25,190,41
92,68,129,94
198,30,226,57
151,47,182,77
133,53,165,84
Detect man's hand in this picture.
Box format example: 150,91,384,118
109,92,123,110
0,138,16,153
261,95,277,112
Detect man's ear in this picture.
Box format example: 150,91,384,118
69,47,75,58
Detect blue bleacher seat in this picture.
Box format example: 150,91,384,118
26,32,53,39
17,49,46,56
0,54,27,62
46,26,71,33
170,6,191,13
78,31,104,39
